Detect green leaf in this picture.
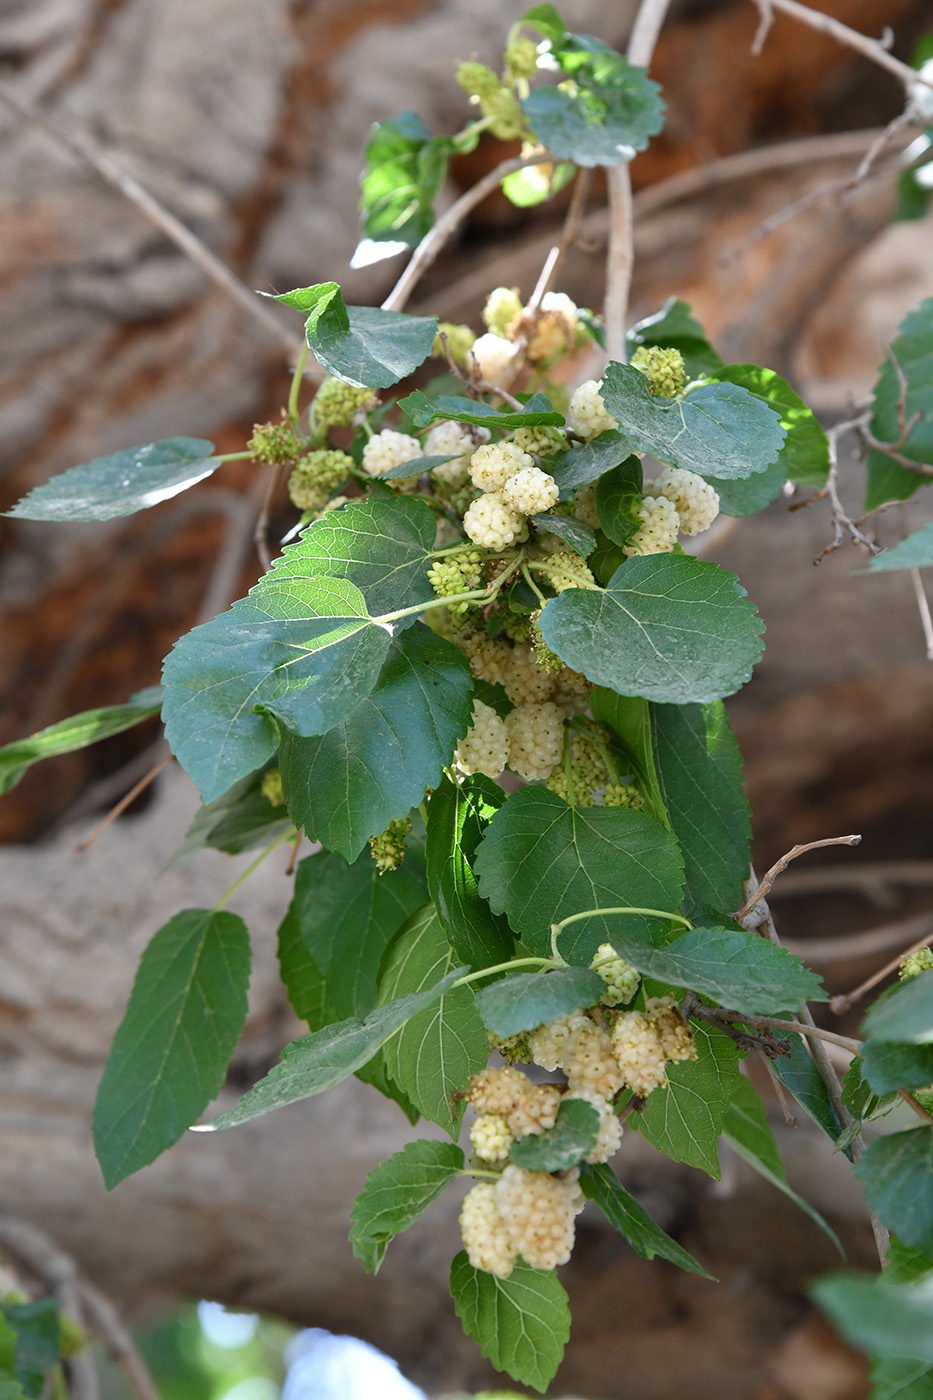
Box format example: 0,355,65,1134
378,907,487,1135
275,282,437,389
862,1041,933,1095
279,624,473,862
864,973,933,1043
634,1023,740,1177
549,429,634,491
649,701,751,917
359,111,449,247
608,926,824,1015
594,457,643,546
0,686,162,796
169,765,294,864
600,361,786,478
0,1303,59,1400
774,1032,847,1149
579,1162,715,1278
626,298,724,379
886,1235,933,1284
589,691,669,827
501,160,576,207
870,1355,933,1399
520,4,566,43
530,511,597,556
373,453,454,480
856,1127,933,1252
705,458,786,519
5,439,219,522
92,909,251,1189
398,389,564,431
162,575,390,802
522,49,665,168
895,164,932,223
449,1251,570,1394
209,963,467,1130
475,968,606,1038
723,1076,843,1252
510,1097,599,1171
706,365,830,507
277,848,426,1025
813,1270,933,1363
864,298,933,509
425,774,515,969
538,553,764,705
473,786,685,963
349,1139,465,1273
871,521,933,572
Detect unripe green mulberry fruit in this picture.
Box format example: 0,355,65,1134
248,421,304,465
630,345,687,398
369,816,412,874
260,767,284,807
427,549,484,614
456,60,502,101
602,783,645,810
312,377,379,428
483,287,523,339
900,947,933,979
433,322,476,367
287,449,354,510
504,35,539,80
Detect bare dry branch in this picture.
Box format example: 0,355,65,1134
830,928,933,1015
735,834,862,920
751,0,933,92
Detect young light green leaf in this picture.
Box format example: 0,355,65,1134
349,1139,465,1273
475,968,606,1038
549,429,634,491
277,848,426,1025
707,364,830,492
209,963,467,1130
520,4,566,43
724,1076,843,1253
626,298,724,379
634,1023,740,1178
648,701,751,917
425,774,515,969
538,553,764,705
870,521,933,572
378,907,488,1135
449,1251,570,1394
864,972,933,1043
5,439,219,522
501,160,575,207
608,926,825,1015
93,909,251,1189
274,282,437,389
279,624,473,862
856,1127,933,1253
473,786,685,963
813,1270,933,1363
522,49,665,167
359,111,449,247
530,511,597,556
579,1163,715,1278
169,764,294,865
398,389,563,431
0,686,162,796
600,361,786,478
510,1098,599,1172
864,297,933,510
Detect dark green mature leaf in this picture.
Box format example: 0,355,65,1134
274,282,437,389
706,365,830,507
775,1032,848,1149
279,624,473,862
450,1251,570,1394
595,457,643,546
626,298,724,379
864,298,933,509
374,453,454,480
649,701,751,917
870,521,933,572
360,111,449,247
0,686,162,796
857,1127,933,1252
350,1139,465,1273
522,47,665,168
208,964,467,1129
549,429,634,491
511,1098,599,1171
425,774,515,969
724,1076,843,1251
93,909,251,1188
813,1271,933,1363
5,439,219,522
705,458,786,519
864,972,933,1043
608,926,824,1014
538,553,764,705
861,1040,933,1094
277,848,426,1025
870,1355,933,1398
378,907,487,1134
589,690,669,827
531,511,597,556
476,968,606,1038
886,1235,933,1283
0,1302,59,1400
580,1163,715,1278
473,786,684,963
170,765,294,864
398,389,563,431
600,361,786,478
635,1023,740,1177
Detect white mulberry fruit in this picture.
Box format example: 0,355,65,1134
361,429,422,479
647,466,719,536
463,492,525,550
470,1114,514,1163
496,1165,585,1270
568,380,618,440
590,943,639,1006
469,441,533,493
460,1183,518,1278
566,1090,624,1164
502,466,560,516
624,496,680,557
456,700,509,778
505,701,564,780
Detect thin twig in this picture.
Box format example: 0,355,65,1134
814,418,885,562
898,1089,933,1124
532,168,592,307
0,80,302,360
751,0,774,54
73,751,172,853
751,0,933,93
695,1004,862,1054
757,1051,798,1125
910,567,933,661
381,152,554,313
830,929,933,1015
80,1282,160,1400
735,834,862,920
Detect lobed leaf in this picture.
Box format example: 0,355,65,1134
5,439,219,522
475,967,606,1038
169,764,294,864
449,1251,570,1394
522,48,665,168
0,686,162,796
594,457,643,547
0,1302,59,1400
93,909,251,1188
580,1163,715,1278
349,1138,464,1273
